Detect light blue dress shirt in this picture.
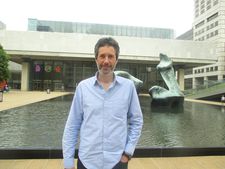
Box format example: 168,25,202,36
62,73,143,169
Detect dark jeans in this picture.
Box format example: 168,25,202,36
77,157,128,169
112,161,128,169
77,157,86,169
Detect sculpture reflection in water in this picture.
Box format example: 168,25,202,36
114,70,143,93
149,53,184,112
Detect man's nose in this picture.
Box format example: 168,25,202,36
103,56,110,62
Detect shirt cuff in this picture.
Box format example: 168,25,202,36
124,143,135,156
63,158,74,169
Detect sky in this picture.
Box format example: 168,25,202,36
0,0,194,37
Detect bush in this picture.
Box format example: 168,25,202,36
0,44,10,82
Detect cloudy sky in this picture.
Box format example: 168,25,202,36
0,0,194,37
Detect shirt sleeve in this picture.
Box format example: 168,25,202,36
62,84,83,168
124,83,143,156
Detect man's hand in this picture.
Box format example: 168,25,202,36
120,154,129,163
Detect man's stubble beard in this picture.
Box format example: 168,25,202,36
97,63,117,75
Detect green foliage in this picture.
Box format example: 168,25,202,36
0,44,10,82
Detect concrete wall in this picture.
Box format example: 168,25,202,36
0,30,216,67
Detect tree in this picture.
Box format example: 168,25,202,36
0,44,10,82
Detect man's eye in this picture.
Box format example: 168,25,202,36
100,55,105,59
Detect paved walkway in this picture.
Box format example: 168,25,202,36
1,156,225,169
185,98,225,106
1,91,224,112
0,90,72,111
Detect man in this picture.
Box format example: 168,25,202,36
221,95,225,103
62,37,143,169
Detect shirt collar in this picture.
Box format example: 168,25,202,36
93,71,122,87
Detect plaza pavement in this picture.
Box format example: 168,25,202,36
1,91,224,112
0,90,72,112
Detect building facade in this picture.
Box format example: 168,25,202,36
26,19,175,91
0,17,218,92
0,30,216,92
185,0,225,89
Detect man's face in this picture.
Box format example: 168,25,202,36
96,45,118,75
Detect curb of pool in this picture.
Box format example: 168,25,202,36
0,147,225,159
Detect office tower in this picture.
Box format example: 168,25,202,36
185,0,225,89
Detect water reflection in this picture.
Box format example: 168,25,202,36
0,95,225,149
0,95,71,149
138,96,225,147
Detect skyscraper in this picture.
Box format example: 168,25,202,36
185,0,225,89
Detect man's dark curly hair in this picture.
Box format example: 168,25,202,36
94,37,120,60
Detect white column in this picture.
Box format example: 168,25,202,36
177,68,184,91
21,62,30,91
192,77,196,89
204,76,208,88
218,74,223,81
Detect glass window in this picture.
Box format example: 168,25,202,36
207,12,218,22
127,27,132,36
213,0,218,5
215,30,218,35
215,21,218,26
132,27,136,37
207,5,211,10
137,27,141,37
122,27,127,36
53,62,63,80
195,20,205,29
77,23,82,33
117,26,122,36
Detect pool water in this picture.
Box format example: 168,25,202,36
0,95,225,149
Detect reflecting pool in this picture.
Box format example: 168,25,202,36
0,95,225,149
